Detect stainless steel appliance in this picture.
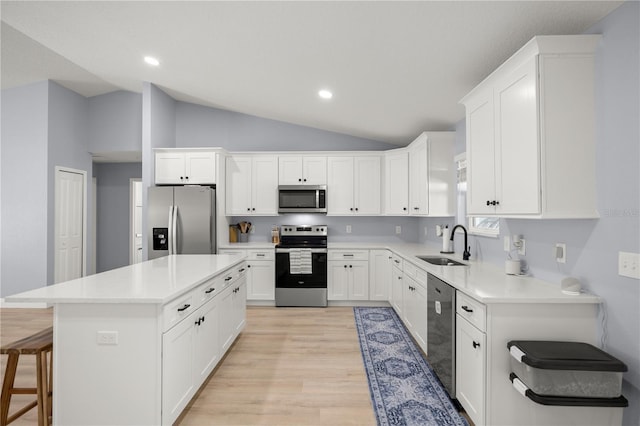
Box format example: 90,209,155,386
147,186,216,259
427,273,456,398
275,225,328,307
278,185,327,214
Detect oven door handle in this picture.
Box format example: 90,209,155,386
276,248,328,254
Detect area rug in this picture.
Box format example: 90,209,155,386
354,307,469,426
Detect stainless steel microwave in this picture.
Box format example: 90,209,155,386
278,185,327,214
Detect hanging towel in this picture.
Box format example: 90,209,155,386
289,249,313,274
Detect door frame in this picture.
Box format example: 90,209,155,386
129,178,142,264
54,166,88,281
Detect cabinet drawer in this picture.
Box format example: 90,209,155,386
163,293,195,331
390,253,403,269
403,261,417,279
247,250,274,261
219,249,247,256
456,292,486,332
195,276,222,305
415,267,428,287
329,250,369,261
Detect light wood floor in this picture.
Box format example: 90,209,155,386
1,306,470,426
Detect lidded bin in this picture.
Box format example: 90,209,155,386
507,341,627,398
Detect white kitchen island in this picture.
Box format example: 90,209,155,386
7,254,247,426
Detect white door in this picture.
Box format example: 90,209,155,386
354,156,381,215
278,156,303,185
251,156,278,215
55,168,85,283
302,156,327,185
384,151,409,215
225,156,252,215
327,157,354,215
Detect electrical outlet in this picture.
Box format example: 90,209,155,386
96,331,118,345
424,226,428,237
436,225,443,237
619,252,640,279
504,236,511,252
517,239,526,255
555,243,566,263
395,226,402,234
346,225,352,234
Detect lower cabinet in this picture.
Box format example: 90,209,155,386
328,260,369,300
390,265,404,315
219,249,275,301
402,275,428,352
369,250,392,300
456,314,486,426
162,264,246,425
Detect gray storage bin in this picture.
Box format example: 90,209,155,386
508,341,627,398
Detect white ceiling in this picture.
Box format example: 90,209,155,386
1,1,623,146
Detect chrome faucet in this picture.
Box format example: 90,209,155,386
450,224,471,261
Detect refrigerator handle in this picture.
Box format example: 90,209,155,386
168,206,174,255
172,205,178,254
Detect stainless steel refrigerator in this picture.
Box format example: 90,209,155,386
148,186,216,259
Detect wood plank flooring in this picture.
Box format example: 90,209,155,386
1,306,470,425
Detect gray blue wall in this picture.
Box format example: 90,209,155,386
94,163,142,273
1,81,49,297
88,90,142,153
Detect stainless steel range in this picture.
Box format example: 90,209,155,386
275,225,328,307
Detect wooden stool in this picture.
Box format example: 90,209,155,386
1,327,53,426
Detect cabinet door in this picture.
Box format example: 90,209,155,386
278,156,303,185
354,156,381,215
156,152,185,184
247,261,275,300
185,152,216,184
456,315,486,426
369,250,391,301
411,282,428,352
402,276,416,331
409,141,429,215
303,156,327,185
193,298,220,383
466,90,497,215
384,151,409,215
391,269,403,315
495,56,540,214
226,156,252,215
328,261,349,300
219,286,236,352
233,278,247,334
349,261,369,300
162,315,195,425
327,157,354,215
252,156,278,215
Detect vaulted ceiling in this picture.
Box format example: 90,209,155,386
1,1,623,145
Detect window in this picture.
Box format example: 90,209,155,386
455,153,499,237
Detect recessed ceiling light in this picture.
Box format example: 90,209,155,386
144,56,160,66
318,89,333,99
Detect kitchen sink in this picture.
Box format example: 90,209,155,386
416,256,467,266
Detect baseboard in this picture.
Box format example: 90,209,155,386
0,298,49,309
328,300,391,307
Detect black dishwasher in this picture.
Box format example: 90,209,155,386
427,273,456,399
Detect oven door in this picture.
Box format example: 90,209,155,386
275,248,327,288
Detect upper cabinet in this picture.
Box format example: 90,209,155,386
225,155,278,216
278,156,327,185
155,149,217,185
327,156,381,215
384,132,456,217
461,35,600,218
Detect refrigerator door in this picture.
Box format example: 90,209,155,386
174,187,216,255
148,187,174,260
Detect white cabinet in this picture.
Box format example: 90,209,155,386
407,132,456,216
327,250,369,300
327,156,381,215
402,264,428,352
461,35,600,218
155,150,217,185
456,313,486,426
390,255,403,315
218,249,275,301
369,250,392,301
225,155,278,215
278,156,327,185
193,297,220,383
384,150,409,215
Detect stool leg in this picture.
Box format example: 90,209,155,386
36,352,46,426
1,353,19,426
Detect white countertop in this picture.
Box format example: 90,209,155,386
329,242,601,305
219,242,276,249
7,254,246,304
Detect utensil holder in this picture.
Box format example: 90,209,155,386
238,233,248,243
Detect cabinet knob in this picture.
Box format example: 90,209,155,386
349,265,353,268
344,265,347,268
414,207,419,210
495,200,500,205
473,341,481,349
180,176,184,180
486,200,491,206
403,207,407,211
185,176,189,180
298,178,302,182
355,208,359,211
247,265,251,268
350,208,354,211
303,178,307,182
252,208,256,211
247,208,251,211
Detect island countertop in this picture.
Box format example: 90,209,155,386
6,254,246,304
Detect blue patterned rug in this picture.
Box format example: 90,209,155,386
354,307,469,426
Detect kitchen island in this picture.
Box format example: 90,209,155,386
7,254,247,426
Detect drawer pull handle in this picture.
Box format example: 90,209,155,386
205,287,215,294
256,254,265,257
473,341,481,349
178,304,191,312
239,268,246,272
225,277,233,281
343,254,354,257
435,288,441,293
394,260,400,264
461,305,473,313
